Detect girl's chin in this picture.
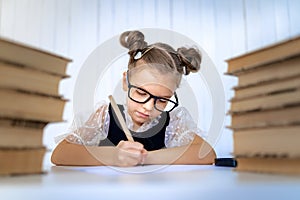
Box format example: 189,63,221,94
133,117,147,125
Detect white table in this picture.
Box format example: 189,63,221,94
1,154,300,200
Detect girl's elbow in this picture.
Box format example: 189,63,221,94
198,141,217,164
50,152,60,165
50,140,69,165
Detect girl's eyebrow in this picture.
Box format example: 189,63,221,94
154,93,173,99
160,95,172,99
138,85,173,99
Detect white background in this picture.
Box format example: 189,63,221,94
1,0,300,157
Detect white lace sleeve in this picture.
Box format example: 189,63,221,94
63,101,110,146
165,107,206,148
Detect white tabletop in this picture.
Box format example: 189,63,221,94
1,153,300,200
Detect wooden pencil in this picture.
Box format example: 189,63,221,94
108,95,134,142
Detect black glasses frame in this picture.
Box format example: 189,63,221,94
126,71,179,112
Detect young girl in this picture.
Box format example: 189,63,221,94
51,30,216,167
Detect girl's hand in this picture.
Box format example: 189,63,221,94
115,140,148,167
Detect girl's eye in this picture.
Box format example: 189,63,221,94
158,99,167,103
136,89,147,96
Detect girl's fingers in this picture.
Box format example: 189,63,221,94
117,149,142,166
140,149,148,165
116,140,148,166
117,140,145,151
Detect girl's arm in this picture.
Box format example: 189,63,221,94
51,139,111,166
51,135,215,166
51,139,147,167
145,135,216,165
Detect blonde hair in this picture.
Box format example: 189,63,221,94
120,30,202,87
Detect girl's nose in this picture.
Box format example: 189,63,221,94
142,98,155,111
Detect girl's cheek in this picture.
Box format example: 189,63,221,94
150,110,161,119
127,101,140,115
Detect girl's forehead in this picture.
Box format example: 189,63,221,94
130,68,177,91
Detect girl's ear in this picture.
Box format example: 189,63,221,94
122,71,128,91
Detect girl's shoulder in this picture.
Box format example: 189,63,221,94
168,106,193,122
63,100,111,146
94,100,109,111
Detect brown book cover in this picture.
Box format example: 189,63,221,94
0,37,71,76
236,157,300,175
233,126,300,158
234,73,300,100
0,89,66,122
0,62,66,97
234,56,300,88
0,147,46,175
0,119,46,148
230,106,300,130
226,35,300,75
229,89,300,113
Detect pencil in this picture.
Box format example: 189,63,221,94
108,95,134,142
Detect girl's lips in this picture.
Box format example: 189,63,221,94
135,111,150,119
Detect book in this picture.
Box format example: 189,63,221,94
234,56,300,88
0,62,66,97
230,105,300,129
0,37,71,176
236,157,300,175
233,75,300,100
0,119,46,148
0,89,66,122
230,88,300,113
0,37,71,76
226,36,300,175
226,35,300,75
233,126,300,158
0,147,46,175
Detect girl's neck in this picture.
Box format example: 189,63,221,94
132,122,142,132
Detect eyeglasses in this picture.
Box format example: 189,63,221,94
126,72,179,112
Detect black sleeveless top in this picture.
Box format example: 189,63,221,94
99,104,170,151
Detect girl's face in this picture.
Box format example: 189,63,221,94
122,68,177,130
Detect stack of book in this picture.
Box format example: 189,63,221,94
0,37,71,175
226,36,300,174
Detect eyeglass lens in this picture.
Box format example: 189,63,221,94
129,87,177,112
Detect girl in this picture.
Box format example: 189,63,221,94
51,30,216,167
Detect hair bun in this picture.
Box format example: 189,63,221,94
177,47,201,75
119,31,148,56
